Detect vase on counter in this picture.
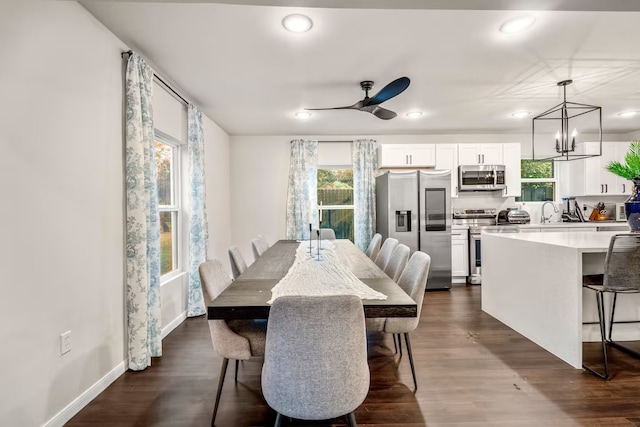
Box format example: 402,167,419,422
625,178,640,232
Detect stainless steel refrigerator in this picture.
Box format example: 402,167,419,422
376,170,452,290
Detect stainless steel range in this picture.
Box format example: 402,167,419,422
453,208,519,284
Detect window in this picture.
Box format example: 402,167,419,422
516,159,556,202
155,137,180,276
317,168,354,241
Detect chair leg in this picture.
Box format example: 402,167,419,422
346,411,358,427
397,333,403,355
212,358,229,426
234,359,239,382
404,333,418,390
273,412,283,427
392,334,398,354
606,292,640,358
582,291,609,380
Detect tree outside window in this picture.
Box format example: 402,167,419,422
317,169,354,241
517,159,556,202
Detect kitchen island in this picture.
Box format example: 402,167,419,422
482,231,640,369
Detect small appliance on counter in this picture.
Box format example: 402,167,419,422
616,203,627,222
561,197,583,222
497,208,531,225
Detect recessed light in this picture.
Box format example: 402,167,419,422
618,111,640,118
500,15,535,34
406,111,423,119
282,14,313,33
295,111,312,119
511,111,530,118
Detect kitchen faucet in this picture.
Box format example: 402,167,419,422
541,201,559,224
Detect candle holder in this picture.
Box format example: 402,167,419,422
309,223,312,255
316,229,321,260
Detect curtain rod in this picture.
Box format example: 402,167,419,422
121,50,189,106
318,140,353,143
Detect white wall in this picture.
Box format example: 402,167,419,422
0,2,232,425
0,2,127,426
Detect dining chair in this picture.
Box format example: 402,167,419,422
365,233,383,261
198,259,267,426
311,228,337,240
251,236,270,261
368,251,431,390
383,243,410,282
374,237,399,270
262,295,369,427
228,245,247,280
582,233,640,380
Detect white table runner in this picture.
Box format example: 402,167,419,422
268,240,388,303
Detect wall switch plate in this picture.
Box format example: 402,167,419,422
60,331,71,355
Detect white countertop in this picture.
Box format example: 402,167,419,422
518,221,628,229
485,230,619,251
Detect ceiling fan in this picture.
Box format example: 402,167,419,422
305,77,410,120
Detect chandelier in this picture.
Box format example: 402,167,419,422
532,79,602,161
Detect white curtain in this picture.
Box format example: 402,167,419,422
353,139,377,251
125,53,162,370
187,105,208,317
285,139,318,240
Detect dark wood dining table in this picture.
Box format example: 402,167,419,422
207,239,417,320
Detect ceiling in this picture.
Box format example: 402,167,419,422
80,0,640,136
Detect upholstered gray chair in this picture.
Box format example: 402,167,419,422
384,243,410,282
374,238,399,270
228,245,248,280
368,251,430,390
262,295,370,427
311,228,337,240
365,233,383,261
582,233,640,380
199,259,267,426
251,236,270,261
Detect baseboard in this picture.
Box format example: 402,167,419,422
162,310,187,339
44,360,127,427
43,313,186,426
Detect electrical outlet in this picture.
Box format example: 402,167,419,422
60,331,71,355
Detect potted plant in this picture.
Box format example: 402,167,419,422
606,140,640,231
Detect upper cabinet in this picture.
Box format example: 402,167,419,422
458,144,504,165
435,144,459,197
378,142,522,198
569,141,632,196
502,143,522,197
378,144,436,168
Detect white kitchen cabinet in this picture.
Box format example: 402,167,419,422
435,144,459,197
458,144,503,165
570,141,633,196
451,229,469,277
378,144,436,168
502,143,521,197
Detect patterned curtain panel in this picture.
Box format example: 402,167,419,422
353,139,377,251
187,105,208,317
285,139,318,240
125,53,162,370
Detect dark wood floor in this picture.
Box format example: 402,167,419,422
67,285,640,427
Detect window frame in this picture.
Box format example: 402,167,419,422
317,166,355,241
154,131,183,281
518,158,559,203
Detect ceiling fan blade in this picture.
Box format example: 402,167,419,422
365,77,410,106
306,100,364,111
371,106,397,120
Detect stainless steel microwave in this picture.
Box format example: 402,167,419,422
458,165,506,191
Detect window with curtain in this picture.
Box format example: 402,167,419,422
154,135,182,277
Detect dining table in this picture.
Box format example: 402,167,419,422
207,239,417,320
